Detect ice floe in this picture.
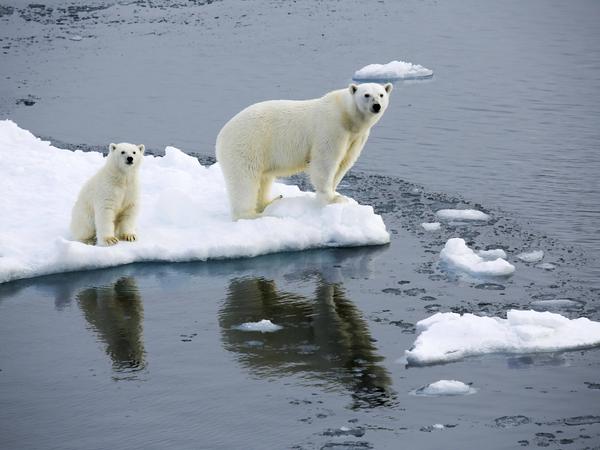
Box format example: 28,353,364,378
0,120,389,283
440,238,515,277
405,310,600,365
233,319,283,333
517,250,544,263
353,60,433,81
421,222,441,231
436,209,490,221
477,249,507,260
413,380,476,396
530,299,584,311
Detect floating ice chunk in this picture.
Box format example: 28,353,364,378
233,320,283,333
440,238,515,277
432,424,445,430
517,250,544,263
421,222,441,231
477,249,507,260
413,380,476,396
353,60,433,81
0,120,389,283
69,35,83,41
405,310,600,366
436,209,490,221
537,262,556,270
530,299,583,311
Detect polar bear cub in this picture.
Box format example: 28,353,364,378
70,143,144,246
216,82,393,220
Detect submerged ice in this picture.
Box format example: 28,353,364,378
0,120,390,283
413,380,476,396
405,310,600,365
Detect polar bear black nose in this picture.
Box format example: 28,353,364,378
126,156,134,163
372,103,381,113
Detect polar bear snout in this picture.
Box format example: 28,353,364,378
126,156,134,164
372,103,381,113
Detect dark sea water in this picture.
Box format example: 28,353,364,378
1,1,600,449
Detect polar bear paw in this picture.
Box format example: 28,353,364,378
332,194,350,204
101,236,119,246
120,233,137,242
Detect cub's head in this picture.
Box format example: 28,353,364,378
108,143,145,171
349,82,393,117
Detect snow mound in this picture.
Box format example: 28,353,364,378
353,60,433,81
405,310,600,366
421,222,441,231
517,250,544,263
413,380,476,396
440,238,515,277
233,319,283,333
0,120,389,283
436,209,490,221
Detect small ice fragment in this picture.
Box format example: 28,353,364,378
537,262,556,270
69,35,83,41
436,209,490,221
517,250,544,263
477,249,507,260
234,319,282,333
339,426,350,432
353,60,433,81
440,238,515,277
432,424,445,430
413,380,476,396
405,309,600,365
421,222,441,231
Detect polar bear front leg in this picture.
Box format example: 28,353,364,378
116,204,138,242
332,135,368,203
310,139,347,205
95,206,118,246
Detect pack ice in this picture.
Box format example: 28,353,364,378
0,120,389,283
405,310,600,365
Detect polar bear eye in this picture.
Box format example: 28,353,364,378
364,93,370,98
121,151,125,154
133,152,136,155
380,94,384,98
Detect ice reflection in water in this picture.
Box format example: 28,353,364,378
219,276,394,409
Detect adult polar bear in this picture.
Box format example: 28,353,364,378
216,83,393,220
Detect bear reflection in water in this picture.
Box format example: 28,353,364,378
219,277,394,409
76,277,146,376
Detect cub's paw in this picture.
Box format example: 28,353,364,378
120,233,137,242
101,236,119,246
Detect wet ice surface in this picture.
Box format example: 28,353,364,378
1,0,600,449
352,60,434,81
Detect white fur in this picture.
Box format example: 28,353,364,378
70,143,144,246
216,82,393,220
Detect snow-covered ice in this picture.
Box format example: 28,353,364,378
436,209,490,221
477,249,507,260
413,380,476,396
0,120,390,283
233,319,283,333
353,60,433,81
405,310,600,365
421,222,441,231
517,250,544,263
440,238,515,277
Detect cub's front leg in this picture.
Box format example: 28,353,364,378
95,203,118,246
116,204,139,242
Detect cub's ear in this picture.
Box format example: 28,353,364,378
137,144,145,154
349,83,358,95
384,83,393,94
109,143,117,152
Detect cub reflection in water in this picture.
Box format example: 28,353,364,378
219,277,393,409
77,277,146,376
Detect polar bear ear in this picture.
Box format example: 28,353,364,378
137,144,145,154
384,83,393,94
109,143,117,152
349,84,358,95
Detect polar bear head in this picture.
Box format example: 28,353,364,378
349,82,393,117
108,143,145,171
